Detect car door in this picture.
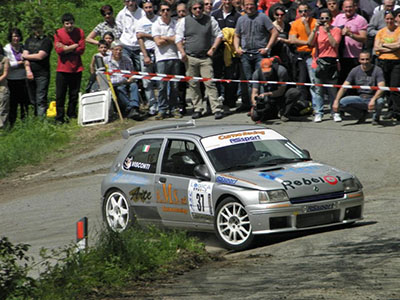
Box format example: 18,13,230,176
155,138,214,226
120,138,163,222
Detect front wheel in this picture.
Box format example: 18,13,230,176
103,190,135,232
214,197,254,251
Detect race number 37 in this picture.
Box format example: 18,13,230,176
188,180,214,216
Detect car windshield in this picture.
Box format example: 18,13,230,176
201,130,310,172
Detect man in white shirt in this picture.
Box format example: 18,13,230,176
152,2,183,119
137,0,158,115
116,0,146,71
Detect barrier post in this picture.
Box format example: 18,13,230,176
76,217,88,252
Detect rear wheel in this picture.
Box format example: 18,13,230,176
103,190,135,232
214,197,254,251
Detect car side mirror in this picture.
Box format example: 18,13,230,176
302,149,311,159
194,164,211,181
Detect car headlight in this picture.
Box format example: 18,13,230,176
343,177,362,193
259,189,289,204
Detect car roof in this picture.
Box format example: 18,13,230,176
123,123,270,139
164,124,268,138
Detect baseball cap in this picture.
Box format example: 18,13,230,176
260,58,273,73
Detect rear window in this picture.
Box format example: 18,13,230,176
123,139,163,173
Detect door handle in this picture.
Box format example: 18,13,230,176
159,177,166,183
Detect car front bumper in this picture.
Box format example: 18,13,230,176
247,191,364,235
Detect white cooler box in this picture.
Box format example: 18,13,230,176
78,89,112,126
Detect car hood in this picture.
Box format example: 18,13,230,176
216,161,352,197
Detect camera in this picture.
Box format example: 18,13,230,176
319,20,326,25
254,95,266,111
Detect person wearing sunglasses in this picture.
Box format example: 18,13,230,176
116,0,146,72
175,0,225,120
152,2,183,119
86,5,122,46
137,0,159,116
289,2,317,106
373,9,400,121
307,9,342,122
204,0,213,15
331,0,367,85
268,0,298,25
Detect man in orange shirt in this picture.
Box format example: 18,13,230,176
289,2,316,102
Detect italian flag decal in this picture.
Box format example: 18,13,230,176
142,145,150,152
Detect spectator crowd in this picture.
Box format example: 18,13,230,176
0,0,399,129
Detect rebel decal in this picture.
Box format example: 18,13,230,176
281,175,342,190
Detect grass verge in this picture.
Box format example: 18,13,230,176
0,117,77,178
1,226,210,300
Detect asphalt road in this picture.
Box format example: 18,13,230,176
1,112,399,299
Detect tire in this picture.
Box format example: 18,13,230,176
214,197,254,251
103,190,135,232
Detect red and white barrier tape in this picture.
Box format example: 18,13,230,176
104,70,400,92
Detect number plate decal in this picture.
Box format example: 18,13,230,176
188,180,214,216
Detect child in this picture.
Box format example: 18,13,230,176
86,39,110,93
102,31,115,49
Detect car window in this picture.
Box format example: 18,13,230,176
123,139,163,173
161,140,204,177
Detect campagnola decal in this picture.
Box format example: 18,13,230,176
259,165,323,181
281,175,342,190
216,176,238,185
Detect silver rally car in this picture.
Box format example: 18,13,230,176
101,121,364,250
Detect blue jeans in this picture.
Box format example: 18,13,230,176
241,52,263,106
140,52,157,109
311,67,337,116
114,83,139,113
122,47,141,72
340,95,384,121
156,59,180,113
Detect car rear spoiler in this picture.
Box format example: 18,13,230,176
122,120,196,139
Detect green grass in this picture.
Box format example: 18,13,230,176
0,116,77,178
1,226,209,300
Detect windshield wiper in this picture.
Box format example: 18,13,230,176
220,164,258,172
262,157,311,165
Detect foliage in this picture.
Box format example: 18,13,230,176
0,116,74,178
0,237,37,299
0,0,124,101
0,226,208,299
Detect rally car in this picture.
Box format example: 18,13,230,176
101,121,364,250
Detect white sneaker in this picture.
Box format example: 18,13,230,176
333,113,342,122
314,114,322,123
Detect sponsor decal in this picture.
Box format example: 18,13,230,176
162,206,188,214
259,165,323,181
124,156,151,170
229,135,261,144
129,187,151,203
156,183,187,205
281,175,342,190
305,203,335,213
131,161,151,170
201,129,286,151
123,156,133,169
188,180,214,216
216,176,238,185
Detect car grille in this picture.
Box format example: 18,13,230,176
296,209,340,228
290,191,344,204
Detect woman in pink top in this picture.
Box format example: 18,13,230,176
307,9,342,122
